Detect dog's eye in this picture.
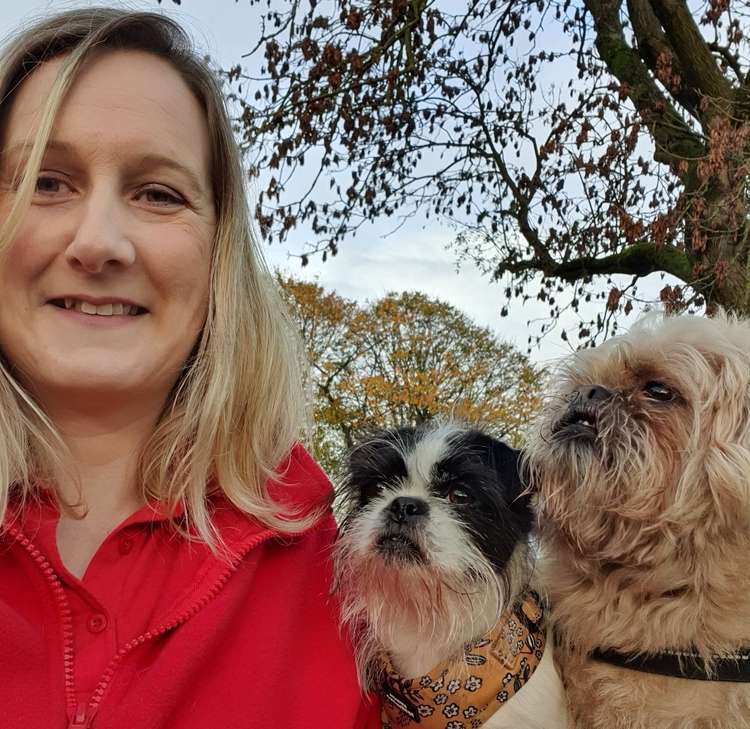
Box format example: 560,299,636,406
361,482,385,502
448,487,473,505
644,381,674,402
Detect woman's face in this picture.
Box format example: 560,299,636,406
0,50,215,410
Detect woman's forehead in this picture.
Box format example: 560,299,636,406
3,49,212,190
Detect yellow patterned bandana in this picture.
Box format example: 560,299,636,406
380,590,546,729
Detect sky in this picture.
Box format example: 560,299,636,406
0,0,670,366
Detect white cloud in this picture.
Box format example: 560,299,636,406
266,223,584,366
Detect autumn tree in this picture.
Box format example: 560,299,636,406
278,275,366,467
216,0,750,344
352,292,541,437
278,275,543,472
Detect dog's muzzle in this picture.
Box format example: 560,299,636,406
552,384,614,440
376,496,428,563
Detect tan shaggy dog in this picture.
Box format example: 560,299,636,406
525,314,750,729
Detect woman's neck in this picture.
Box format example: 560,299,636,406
41,393,165,515
48,404,164,579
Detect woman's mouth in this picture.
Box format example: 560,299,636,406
47,298,148,317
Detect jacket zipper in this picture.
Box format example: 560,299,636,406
10,525,276,729
7,527,79,722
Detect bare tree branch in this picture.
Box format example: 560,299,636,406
584,0,705,166
494,241,692,283
626,0,701,118
649,0,734,108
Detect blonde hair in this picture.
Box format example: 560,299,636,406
0,8,314,544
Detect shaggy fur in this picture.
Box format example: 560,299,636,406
526,313,750,729
334,421,570,728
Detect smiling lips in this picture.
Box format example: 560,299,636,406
48,298,148,316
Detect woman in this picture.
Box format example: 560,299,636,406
0,8,378,728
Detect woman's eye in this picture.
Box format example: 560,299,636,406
139,187,185,207
448,487,473,505
644,381,674,402
34,176,69,195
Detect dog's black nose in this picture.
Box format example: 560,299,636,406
388,497,429,524
573,384,613,403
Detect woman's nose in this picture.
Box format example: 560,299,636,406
64,189,136,273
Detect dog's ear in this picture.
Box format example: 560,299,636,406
467,432,529,511
491,440,529,512
694,346,750,511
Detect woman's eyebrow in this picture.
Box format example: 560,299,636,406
1,139,73,163
128,154,210,199
0,141,209,199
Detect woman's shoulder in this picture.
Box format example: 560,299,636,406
210,443,336,547
268,442,334,515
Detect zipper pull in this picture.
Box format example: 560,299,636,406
68,703,92,728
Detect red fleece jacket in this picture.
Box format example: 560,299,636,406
0,445,380,729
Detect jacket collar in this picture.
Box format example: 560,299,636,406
3,443,332,553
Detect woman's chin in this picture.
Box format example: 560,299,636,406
24,364,170,410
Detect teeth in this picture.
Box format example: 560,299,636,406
65,300,140,316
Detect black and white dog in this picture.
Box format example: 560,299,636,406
334,421,568,728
